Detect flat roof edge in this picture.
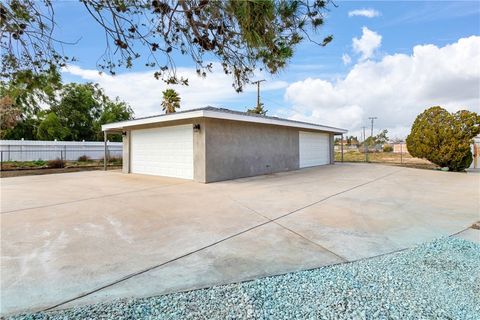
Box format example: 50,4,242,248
101,110,205,131
201,110,347,134
102,109,348,134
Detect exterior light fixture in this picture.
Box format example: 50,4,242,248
193,124,201,132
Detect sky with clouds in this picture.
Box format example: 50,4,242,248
57,1,480,139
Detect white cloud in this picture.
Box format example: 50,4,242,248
342,54,352,65
62,65,288,117
352,27,382,61
348,9,380,18
283,36,480,138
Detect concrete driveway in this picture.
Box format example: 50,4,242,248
1,163,479,316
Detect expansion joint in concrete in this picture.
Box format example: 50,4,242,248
1,182,190,215
229,198,349,263
43,168,402,312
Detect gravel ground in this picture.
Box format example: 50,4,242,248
10,237,480,320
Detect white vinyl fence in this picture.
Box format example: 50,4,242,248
0,140,122,162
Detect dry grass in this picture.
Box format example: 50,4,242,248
1,158,122,178
335,151,438,170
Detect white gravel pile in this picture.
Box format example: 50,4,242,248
11,237,480,319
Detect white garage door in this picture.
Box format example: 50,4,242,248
299,131,330,168
130,125,193,179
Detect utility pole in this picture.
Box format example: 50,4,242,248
363,126,368,162
252,79,265,108
369,116,377,137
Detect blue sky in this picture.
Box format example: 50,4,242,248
58,1,480,138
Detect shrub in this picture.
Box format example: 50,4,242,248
448,151,473,172
78,155,91,162
47,158,66,168
383,145,393,152
406,106,480,171
33,159,46,166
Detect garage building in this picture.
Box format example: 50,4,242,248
102,107,347,183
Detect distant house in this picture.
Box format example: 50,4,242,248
393,143,408,154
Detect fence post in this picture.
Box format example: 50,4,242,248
1,151,3,171
20,138,24,162
340,134,344,163
104,131,107,171
64,145,67,162
400,143,403,164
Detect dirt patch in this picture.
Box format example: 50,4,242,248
335,151,438,170
0,166,121,178
381,162,439,170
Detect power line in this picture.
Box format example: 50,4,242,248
261,96,284,106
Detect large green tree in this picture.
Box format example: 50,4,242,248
51,83,134,141
1,0,333,92
36,112,70,140
51,83,103,141
0,67,62,139
95,99,134,141
1,72,133,141
406,106,480,171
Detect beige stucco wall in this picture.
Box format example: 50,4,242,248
203,118,300,182
193,119,207,182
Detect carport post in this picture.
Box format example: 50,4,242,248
103,131,107,171
341,134,344,162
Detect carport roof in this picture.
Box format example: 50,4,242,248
102,106,348,134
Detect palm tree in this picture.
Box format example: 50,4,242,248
161,89,181,113
247,102,267,115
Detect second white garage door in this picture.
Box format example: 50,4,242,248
130,125,193,179
299,131,330,168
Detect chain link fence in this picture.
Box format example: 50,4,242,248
334,142,436,169
0,140,122,172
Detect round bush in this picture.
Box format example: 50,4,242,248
406,106,479,171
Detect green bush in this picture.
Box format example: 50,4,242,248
47,158,66,168
383,145,393,152
32,159,46,166
448,151,473,172
406,106,479,171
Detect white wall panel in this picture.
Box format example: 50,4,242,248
299,131,330,168
131,125,193,179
